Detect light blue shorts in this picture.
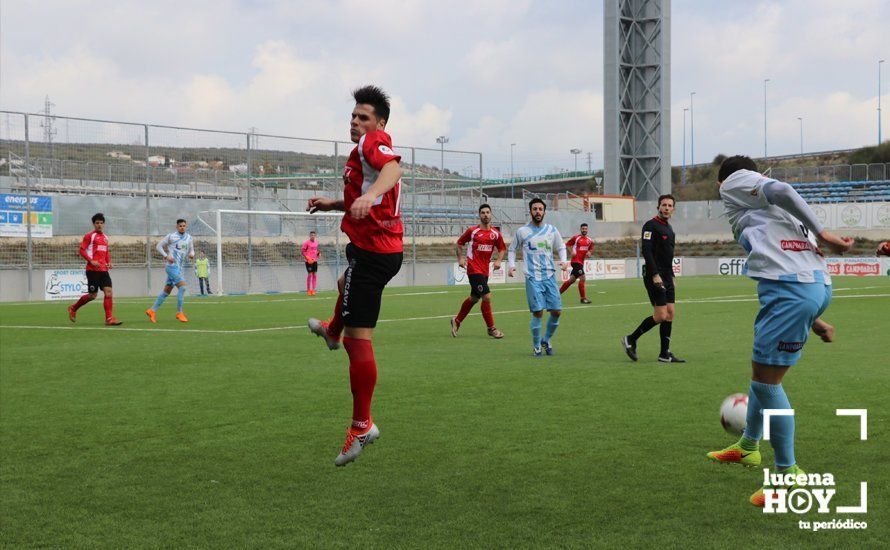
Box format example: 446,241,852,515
753,278,832,366
525,276,562,312
165,264,185,287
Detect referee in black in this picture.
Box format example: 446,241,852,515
622,194,685,363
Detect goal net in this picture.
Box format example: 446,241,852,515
196,209,344,295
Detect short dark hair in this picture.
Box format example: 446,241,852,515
478,203,491,213
718,155,758,182
528,198,546,211
580,223,588,228
352,85,391,125
176,218,186,225
91,213,105,223
657,194,676,206
309,230,317,235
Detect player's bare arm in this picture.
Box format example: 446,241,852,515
816,231,854,255
350,160,401,220
307,197,346,213
493,248,504,271
455,241,467,269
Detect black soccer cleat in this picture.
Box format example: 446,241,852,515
622,336,638,362
658,351,686,363
580,298,592,304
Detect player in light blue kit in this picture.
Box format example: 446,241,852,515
705,156,853,507
146,218,195,323
508,198,568,357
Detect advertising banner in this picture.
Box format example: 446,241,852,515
44,269,88,300
0,194,53,237
825,257,883,277
452,262,508,285
717,257,747,276
672,257,683,277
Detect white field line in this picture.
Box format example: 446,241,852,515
0,287,529,307
2,292,887,334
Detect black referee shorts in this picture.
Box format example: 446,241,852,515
86,270,112,294
305,261,318,273
644,274,675,306
467,273,490,298
341,242,403,328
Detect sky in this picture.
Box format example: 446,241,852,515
1,0,888,177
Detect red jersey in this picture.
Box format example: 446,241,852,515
80,230,110,272
457,225,506,276
340,130,403,254
566,234,594,264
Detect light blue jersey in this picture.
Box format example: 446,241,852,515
157,231,194,269
508,223,567,281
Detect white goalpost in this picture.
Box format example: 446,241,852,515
197,209,344,295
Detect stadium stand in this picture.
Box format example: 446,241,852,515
791,180,890,203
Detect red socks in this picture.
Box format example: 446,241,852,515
456,298,475,323
481,300,495,328
343,337,377,432
579,280,587,299
327,293,344,338
103,295,113,319
559,280,571,294
71,294,91,311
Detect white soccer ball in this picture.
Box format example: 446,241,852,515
719,393,748,436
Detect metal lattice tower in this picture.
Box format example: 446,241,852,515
40,95,57,155
603,0,671,201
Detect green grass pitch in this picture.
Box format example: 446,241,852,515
1,276,888,547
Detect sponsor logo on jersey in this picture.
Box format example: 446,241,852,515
477,244,494,252
378,145,395,156
643,231,652,240
780,240,812,252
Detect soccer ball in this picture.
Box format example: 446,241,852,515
719,393,748,436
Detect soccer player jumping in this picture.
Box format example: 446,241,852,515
67,213,122,326
146,219,195,323
306,85,403,467
451,203,507,339
559,223,594,304
508,198,568,357
706,156,853,507
621,194,685,363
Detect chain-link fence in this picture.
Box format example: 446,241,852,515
0,111,497,299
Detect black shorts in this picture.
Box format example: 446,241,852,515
644,274,675,306
341,242,403,328
305,261,318,273
468,273,490,298
570,262,585,278
86,270,112,293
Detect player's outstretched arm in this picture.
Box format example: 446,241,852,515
762,180,826,235
307,197,345,213
816,231,854,255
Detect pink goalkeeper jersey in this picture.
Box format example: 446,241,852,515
301,239,319,262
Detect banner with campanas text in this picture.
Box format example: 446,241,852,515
825,257,883,277
44,269,88,300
